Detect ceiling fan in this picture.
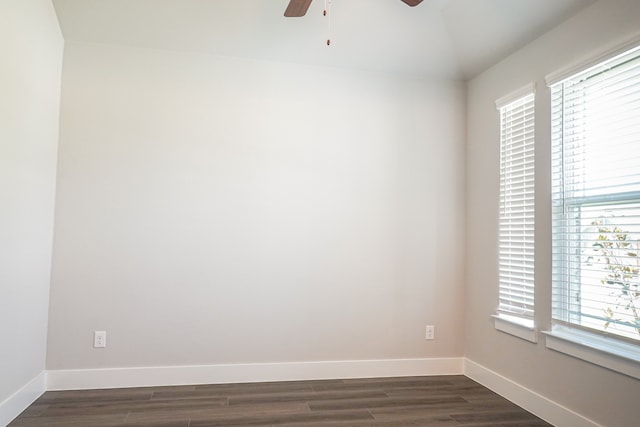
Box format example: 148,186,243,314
284,0,423,17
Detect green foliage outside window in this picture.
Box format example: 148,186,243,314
591,220,640,337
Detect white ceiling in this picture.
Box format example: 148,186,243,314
52,0,596,80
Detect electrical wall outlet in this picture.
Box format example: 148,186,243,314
94,330,107,348
425,325,435,340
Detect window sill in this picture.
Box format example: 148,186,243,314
543,326,640,380
492,314,537,343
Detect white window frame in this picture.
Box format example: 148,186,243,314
546,41,640,379
494,84,537,343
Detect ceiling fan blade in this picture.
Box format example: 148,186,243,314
400,0,423,6
284,0,313,17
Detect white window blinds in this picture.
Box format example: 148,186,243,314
551,45,640,342
497,89,535,321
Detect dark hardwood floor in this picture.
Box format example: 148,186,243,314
9,376,553,426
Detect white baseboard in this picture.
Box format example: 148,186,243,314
47,357,463,391
464,358,600,427
0,372,46,427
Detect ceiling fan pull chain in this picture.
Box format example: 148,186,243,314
325,0,332,46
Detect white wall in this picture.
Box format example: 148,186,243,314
0,0,63,421
465,0,640,426
46,42,466,374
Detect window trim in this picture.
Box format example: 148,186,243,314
494,84,536,340
493,314,537,343
495,83,536,110
543,326,640,379
545,34,640,87
545,39,640,373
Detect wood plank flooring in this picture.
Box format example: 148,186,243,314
9,376,553,427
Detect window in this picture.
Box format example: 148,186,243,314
494,86,536,341
550,44,640,368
